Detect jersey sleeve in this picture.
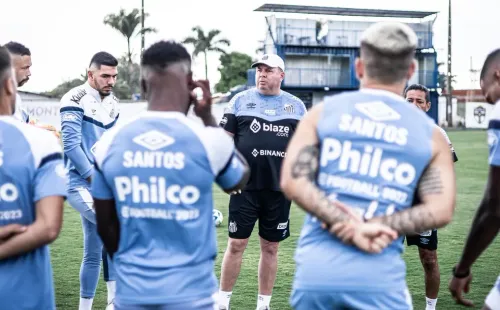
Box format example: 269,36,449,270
60,92,93,179
91,165,114,200
32,132,67,202
488,120,500,166
202,127,247,190
91,130,117,200
220,96,238,134
437,126,458,162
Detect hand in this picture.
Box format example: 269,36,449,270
0,224,27,243
449,273,474,307
330,221,398,254
190,80,213,120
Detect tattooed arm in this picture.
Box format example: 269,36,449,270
369,126,456,235
280,104,359,226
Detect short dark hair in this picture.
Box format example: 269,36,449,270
141,40,191,70
480,49,500,81
404,84,430,102
4,41,31,56
0,46,12,81
89,51,118,68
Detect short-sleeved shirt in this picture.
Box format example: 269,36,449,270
220,88,307,191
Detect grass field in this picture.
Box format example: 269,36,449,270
51,130,500,310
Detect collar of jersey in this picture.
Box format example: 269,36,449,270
359,88,405,102
83,82,105,102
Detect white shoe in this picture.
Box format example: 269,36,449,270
257,306,269,310
105,299,115,310
219,305,230,310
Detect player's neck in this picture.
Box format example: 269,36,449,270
147,91,188,115
360,81,405,97
0,103,12,116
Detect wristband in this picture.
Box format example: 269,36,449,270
452,266,470,278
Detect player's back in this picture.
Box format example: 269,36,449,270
0,117,65,309
94,111,236,305
294,89,435,292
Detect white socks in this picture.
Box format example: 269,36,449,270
78,282,115,310
79,297,93,310
219,290,232,309
257,294,272,309
107,281,116,304
425,297,437,310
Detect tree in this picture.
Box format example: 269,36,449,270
437,61,457,94
43,78,86,98
104,8,156,64
215,52,253,93
183,26,230,79
44,56,141,100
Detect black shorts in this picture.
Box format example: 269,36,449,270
227,190,291,242
404,229,438,251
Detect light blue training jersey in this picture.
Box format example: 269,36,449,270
294,88,435,292
60,82,119,188
91,111,247,306
0,116,67,309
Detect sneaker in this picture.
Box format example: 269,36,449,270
257,306,269,310
105,299,115,310
219,306,230,310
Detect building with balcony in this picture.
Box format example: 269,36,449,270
247,4,440,122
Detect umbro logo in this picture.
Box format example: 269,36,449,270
133,130,175,151
355,101,401,122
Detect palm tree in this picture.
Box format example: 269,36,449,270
104,8,156,64
183,26,230,79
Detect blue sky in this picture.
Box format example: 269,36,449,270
1,0,498,93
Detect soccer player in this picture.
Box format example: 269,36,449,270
449,48,500,309
5,41,59,137
0,46,66,309
218,53,307,310
4,41,31,123
60,51,119,310
404,83,458,310
280,22,456,310
91,40,250,310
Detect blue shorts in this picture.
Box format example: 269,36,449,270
290,288,413,310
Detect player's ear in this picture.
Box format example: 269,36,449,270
406,59,416,81
5,76,15,96
354,57,363,80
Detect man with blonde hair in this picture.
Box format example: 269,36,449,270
281,21,456,310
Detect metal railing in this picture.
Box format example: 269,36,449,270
283,68,437,88
284,68,353,88
276,27,433,48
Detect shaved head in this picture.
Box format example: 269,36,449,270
358,22,417,84
480,49,500,104
140,41,193,111
0,46,17,115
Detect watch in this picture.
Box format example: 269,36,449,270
452,266,470,278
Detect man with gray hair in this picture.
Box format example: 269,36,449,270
60,51,119,310
280,21,456,309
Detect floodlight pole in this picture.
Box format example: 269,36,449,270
446,0,453,126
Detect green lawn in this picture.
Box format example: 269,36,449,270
51,130,500,309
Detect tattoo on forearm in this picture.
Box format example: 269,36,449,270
290,144,353,225
374,166,442,234
291,145,319,181
377,207,436,235
417,167,443,197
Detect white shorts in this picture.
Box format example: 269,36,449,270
485,276,500,310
